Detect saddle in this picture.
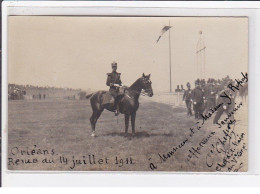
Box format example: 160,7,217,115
102,92,115,105
102,86,127,105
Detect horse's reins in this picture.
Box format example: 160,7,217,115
125,90,149,100
114,82,150,98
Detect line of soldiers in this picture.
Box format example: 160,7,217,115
175,85,185,92
183,76,236,123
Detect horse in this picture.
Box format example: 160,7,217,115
86,73,153,137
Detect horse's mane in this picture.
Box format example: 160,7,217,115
129,77,142,90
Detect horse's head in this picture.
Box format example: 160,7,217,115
141,73,153,97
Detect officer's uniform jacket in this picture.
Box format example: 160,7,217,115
191,87,204,104
183,89,192,101
205,84,217,99
106,71,122,96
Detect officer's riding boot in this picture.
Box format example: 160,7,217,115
114,97,120,116
115,105,120,116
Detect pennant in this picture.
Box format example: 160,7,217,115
156,25,172,43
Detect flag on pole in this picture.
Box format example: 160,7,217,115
156,25,172,43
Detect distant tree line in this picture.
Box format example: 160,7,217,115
8,84,89,100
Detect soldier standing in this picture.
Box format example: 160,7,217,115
200,79,207,113
175,85,181,92
191,80,204,119
204,79,217,113
183,82,192,116
106,62,123,116
181,85,185,92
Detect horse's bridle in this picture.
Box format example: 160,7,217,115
142,79,153,96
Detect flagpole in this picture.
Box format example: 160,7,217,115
169,20,172,93
156,22,173,92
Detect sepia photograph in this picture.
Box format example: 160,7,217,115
7,16,248,172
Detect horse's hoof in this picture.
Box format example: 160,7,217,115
91,133,96,137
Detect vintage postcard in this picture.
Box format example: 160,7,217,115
7,16,248,172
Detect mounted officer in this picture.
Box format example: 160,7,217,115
183,82,192,116
106,62,123,116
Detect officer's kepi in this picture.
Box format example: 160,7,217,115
112,62,117,67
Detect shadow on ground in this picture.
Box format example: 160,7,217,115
101,131,173,139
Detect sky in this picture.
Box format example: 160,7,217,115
8,16,248,92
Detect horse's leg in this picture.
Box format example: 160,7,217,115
90,111,97,136
90,110,103,137
125,114,129,134
131,112,136,136
89,97,103,137
124,114,130,135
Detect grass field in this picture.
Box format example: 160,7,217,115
7,98,248,171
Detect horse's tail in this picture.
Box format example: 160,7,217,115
86,93,94,99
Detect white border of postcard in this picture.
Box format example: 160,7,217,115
1,1,260,187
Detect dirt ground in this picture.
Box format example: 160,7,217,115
7,98,248,172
